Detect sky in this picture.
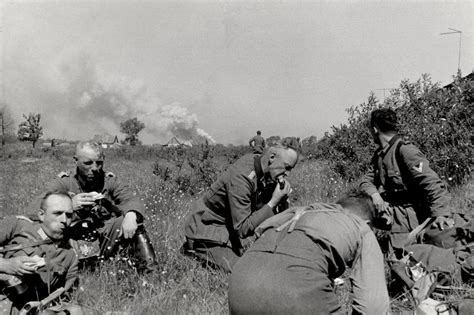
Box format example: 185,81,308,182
1,1,472,145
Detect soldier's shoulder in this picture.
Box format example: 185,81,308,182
398,140,421,156
15,215,34,223
57,170,71,178
229,155,256,181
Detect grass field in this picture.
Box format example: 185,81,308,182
0,144,472,314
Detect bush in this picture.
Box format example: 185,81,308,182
317,72,473,187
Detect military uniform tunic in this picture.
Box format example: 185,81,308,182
0,216,78,313
360,136,451,247
249,135,266,154
184,154,279,271
229,204,389,314
28,169,146,260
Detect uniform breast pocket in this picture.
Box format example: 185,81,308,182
387,170,405,188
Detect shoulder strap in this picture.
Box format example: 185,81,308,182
0,239,53,254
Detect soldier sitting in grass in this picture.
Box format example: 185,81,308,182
182,139,299,272
228,192,389,314
28,141,157,274
0,191,83,314
360,108,454,250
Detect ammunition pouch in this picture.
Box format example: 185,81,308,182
381,189,413,206
1,274,44,309
3,280,30,306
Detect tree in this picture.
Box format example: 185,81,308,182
266,135,281,146
0,104,15,147
17,113,43,148
120,117,145,146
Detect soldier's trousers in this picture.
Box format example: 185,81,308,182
228,230,343,314
98,216,124,260
98,216,157,272
384,204,420,249
181,238,239,273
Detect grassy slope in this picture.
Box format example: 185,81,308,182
0,147,472,314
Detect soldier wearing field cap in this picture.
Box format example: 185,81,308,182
28,141,157,273
182,138,299,272
360,108,453,248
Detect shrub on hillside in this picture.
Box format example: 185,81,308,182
317,72,473,186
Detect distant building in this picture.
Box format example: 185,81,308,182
92,134,120,148
163,136,193,148
443,72,473,89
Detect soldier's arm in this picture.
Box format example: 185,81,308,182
359,163,379,197
63,251,79,294
350,228,390,315
226,174,274,239
107,176,145,217
248,137,254,146
401,145,451,217
0,216,18,246
0,217,37,275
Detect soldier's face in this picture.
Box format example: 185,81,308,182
267,148,298,181
370,127,381,145
75,147,104,182
39,195,73,241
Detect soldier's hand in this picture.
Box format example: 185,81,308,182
121,211,138,239
432,216,455,231
0,256,38,276
71,192,97,210
371,193,388,213
269,179,292,207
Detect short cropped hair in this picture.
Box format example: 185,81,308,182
40,190,72,211
336,191,375,222
369,108,399,133
75,141,105,158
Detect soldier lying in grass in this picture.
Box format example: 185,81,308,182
228,192,389,314
0,191,82,314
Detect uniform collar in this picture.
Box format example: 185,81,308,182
377,135,400,156
37,227,50,241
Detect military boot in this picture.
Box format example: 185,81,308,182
132,225,158,274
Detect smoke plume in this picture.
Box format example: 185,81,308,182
8,53,215,145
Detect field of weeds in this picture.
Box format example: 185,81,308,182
0,144,472,314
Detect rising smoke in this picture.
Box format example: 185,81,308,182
9,53,215,145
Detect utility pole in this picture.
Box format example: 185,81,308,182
440,28,462,72
376,88,393,101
